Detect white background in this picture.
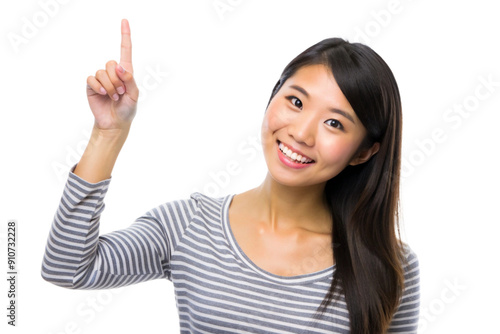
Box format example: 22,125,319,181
1,0,499,333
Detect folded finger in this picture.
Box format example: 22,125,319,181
86,76,107,95
95,69,119,101
106,60,125,95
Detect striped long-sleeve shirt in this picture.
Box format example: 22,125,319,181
41,169,420,333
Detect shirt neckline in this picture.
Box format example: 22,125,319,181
221,193,335,285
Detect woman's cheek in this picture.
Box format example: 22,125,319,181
264,108,291,133
322,137,359,165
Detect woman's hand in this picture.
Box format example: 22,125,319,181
86,19,139,131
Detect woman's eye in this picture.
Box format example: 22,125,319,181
286,96,303,109
324,119,344,130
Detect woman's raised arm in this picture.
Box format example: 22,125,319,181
41,21,176,289
74,19,139,183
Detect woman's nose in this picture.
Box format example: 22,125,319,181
288,113,316,146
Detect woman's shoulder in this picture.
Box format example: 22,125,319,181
146,192,233,224
152,192,230,210
401,243,418,261
156,192,232,221
188,192,233,210
400,242,420,280
189,191,229,203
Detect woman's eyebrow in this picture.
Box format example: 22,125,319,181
329,107,355,124
289,84,310,98
289,85,356,124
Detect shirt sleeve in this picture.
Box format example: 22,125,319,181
387,246,421,333
41,167,196,289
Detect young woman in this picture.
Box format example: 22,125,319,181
42,19,420,333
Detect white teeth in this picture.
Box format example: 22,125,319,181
278,142,313,164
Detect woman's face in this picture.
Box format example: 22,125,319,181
261,64,378,188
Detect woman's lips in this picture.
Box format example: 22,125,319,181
277,140,315,169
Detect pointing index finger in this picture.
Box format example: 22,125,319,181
120,19,133,73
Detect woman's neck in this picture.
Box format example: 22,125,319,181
249,172,332,234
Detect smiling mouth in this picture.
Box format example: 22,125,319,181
277,140,315,164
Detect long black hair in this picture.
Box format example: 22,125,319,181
267,38,405,333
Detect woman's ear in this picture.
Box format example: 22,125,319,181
349,142,380,166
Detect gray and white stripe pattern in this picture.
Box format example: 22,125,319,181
42,170,420,333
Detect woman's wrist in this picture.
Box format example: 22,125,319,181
73,125,131,183
91,122,131,139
